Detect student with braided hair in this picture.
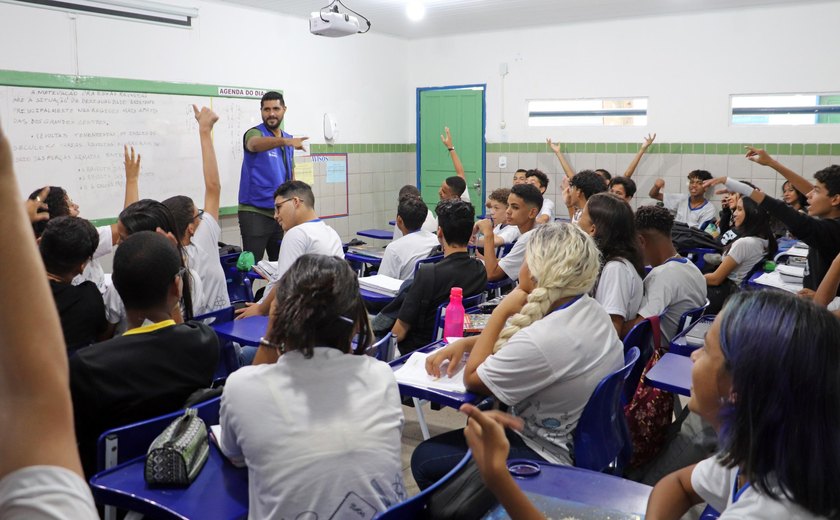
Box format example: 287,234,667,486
411,223,624,489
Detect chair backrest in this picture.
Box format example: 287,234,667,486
412,254,444,278
220,252,254,304
621,319,654,405
573,347,640,473
432,293,487,341
375,451,473,519
96,396,221,472
194,306,235,326
361,333,398,362
193,306,240,379
676,299,709,334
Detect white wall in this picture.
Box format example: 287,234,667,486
0,0,411,144
407,2,840,144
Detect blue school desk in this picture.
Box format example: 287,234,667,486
89,445,248,520
644,353,692,396
669,315,715,357
345,251,384,266
356,228,394,240
360,287,396,305
484,461,651,518
389,341,484,410
212,315,269,346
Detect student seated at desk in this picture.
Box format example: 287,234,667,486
525,169,555,224
107,199,204,332
236,180,344,319
70,231,219,478
622,205,707,344
646,291,840,520
0,124,99,518
162,105,231,313
390,199,487,354
477,187,520,247
392,184,437,240
577,193,645,338
412,223,623,489
27,146,141,295
477,183,542,282
703,195,777,314
39,216,109,353
567,170,607,223
220,254,406,519
378,195,439,280
649,170,717,230
608,176,637,203
710,150,840,298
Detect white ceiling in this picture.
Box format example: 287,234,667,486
214,0,816,39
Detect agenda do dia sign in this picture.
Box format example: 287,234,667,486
218,87,268,98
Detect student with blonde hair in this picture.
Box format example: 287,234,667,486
411,223,623,489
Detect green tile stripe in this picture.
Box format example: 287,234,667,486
310,143,413,153
484,142,840,155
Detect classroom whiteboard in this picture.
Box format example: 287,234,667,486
0,70,348,224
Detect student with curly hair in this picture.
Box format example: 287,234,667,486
649,170,717,229
411,223,623,489
219,254,406,519
578,193,645,337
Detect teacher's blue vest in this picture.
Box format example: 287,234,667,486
239,123,294,210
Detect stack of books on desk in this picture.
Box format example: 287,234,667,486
358,274,403,296
253,260,277,280
347,244,387,259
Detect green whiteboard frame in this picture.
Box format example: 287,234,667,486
0,69,281,225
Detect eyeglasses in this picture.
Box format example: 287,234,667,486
193,209,205,222
274,198,296,211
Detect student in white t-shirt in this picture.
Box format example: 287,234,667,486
474,187,520,248
476,183,542,282
623,205,707,343
378,196,439,280
646,291,840,520
412,223,623,489
525,169,555,224
163,105,231,314
0,124,98,519
649,170,717,229
236,180,344,319
568,170,607,224
704,196,777,314
220,255,405,519
577,193,645,338
391,185,437,240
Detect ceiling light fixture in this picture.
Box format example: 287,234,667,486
406,0,425,22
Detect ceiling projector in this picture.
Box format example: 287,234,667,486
310,10,361,37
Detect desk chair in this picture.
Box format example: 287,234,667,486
412,254,444,278
375,451,473,519
361,333,398,362
408,294,487,440
573,347,640,474
675,299,709,334
95,397,222,520
621,318,657,406
680,247,718,271
194,306,241,379
220,252,254,304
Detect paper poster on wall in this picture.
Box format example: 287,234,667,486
326,160,346,183
295,162,315,185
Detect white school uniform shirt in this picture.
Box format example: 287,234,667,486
0,466,98,520
691,455,825,519
185,213,231,313
724,236,768,285
539,198,556,222
494,223,521,245
104,267,206,333
664,193,718,229
72,225,113,295
477,294,623,464
594,258,644,321
498,228,534,281
377,230,439,280
392,211,438,240
637,257,707,344
219,347,406,520
261,219,344,302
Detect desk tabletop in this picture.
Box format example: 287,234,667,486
90,446,248,520
359,287,396,304
345,251,384,265
212,315,268,347
389,342,484,409
670,315,714,357
645,353,692,397
483,461,651,518
356,229,394,240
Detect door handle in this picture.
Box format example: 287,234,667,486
472,178,482,190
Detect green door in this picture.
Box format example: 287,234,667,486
418,87,485,212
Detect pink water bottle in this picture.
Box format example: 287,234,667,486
443,287,465,339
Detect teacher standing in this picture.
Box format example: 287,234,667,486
239,91,308,261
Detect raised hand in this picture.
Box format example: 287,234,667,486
441,127,454,148
192,104,219,131
642,133,656,149
546,138,561,154
745,146,773,166
123,145,141,182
